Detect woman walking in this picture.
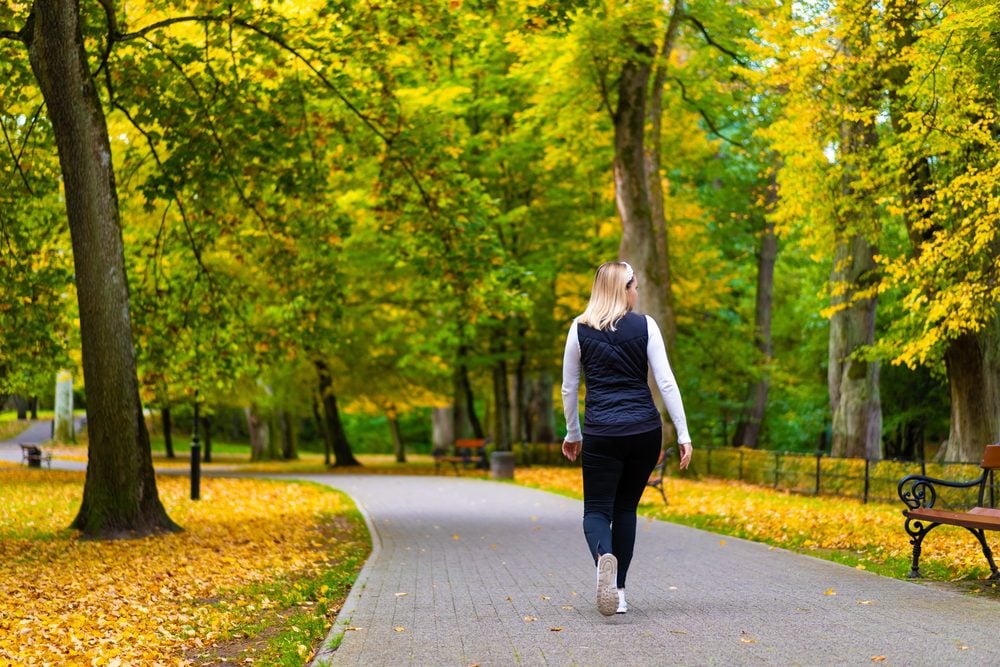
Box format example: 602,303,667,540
561,261,692,616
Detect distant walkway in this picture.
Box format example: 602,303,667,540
0,419,87,469
309,474,1000,666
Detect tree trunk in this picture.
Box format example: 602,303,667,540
941,323,1000,462
200,415,212,463
828,233,882,459
246,404,268,462
454,355,484,439
491,335,511,451
30,396,38,420
15,395,28,420
733,180,779,449
526,372,556,443
640,0,685,352
26,0,176,536
162,407,175,459
315,359,360,466
388,407,406,463
312,395,331,466
432,406,454,450
280,410,297,460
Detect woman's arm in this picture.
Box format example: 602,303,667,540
646,315,691,446
560,320,583,460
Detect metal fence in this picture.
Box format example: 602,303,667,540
513,442,996,509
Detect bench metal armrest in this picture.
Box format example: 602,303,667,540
898,472,985,510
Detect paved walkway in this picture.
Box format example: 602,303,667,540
309,474,1000,667
5,428,1000,664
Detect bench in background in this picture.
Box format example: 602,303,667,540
898,443,1000,579
646,447,676,504
433,438,488,475
20,444,53,469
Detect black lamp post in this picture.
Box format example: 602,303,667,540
190,390,201,500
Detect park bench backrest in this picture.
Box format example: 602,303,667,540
981,445,1000,470
978,444,1000,508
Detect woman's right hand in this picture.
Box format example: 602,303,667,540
562,439,582,462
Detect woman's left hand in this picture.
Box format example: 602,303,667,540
562,439,582,462
677,442,693,469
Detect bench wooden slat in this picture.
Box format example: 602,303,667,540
907,507,1000,532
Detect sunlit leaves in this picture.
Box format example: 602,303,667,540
0,470,367,665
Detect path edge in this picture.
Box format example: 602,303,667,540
310,481,382,666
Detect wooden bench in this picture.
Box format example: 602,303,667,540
646,447,675,504
433,438,488,475
898,443,1000,579
20,443,53,469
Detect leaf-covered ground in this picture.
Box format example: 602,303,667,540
515,466,1000,591
0,468,368,666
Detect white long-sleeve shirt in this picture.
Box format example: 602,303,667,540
561,315,690,444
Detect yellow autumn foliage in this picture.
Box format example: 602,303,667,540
0,470,367,666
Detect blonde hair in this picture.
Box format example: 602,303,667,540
578,261,635,331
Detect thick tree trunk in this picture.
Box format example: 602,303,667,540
614,51,657,321
640,1,685,352
314,360,359,466
26,0,176,536
940,323,1000,462
828,233,882,459
733,215,778,448
162,406,175,459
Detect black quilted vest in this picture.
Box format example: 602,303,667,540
577,312,661,436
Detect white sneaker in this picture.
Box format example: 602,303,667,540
596,553,618,616
616,588,627,614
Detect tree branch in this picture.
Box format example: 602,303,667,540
670,76,746,150
93,0,118,78
683,14,748,66
0,105,43,195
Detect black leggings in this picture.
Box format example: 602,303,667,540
581,427,661,588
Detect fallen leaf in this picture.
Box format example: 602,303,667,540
824,588,837,596
670,629,688,635
394,626,406,633
540,596,550,600
550,627,563,632
395,592,408,597
858,600,873,605
523,616,537,622
871,656,886,662
453,534,460,540
560,605,574,611
720,540,727,546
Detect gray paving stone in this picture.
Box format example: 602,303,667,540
309,474,1000,667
